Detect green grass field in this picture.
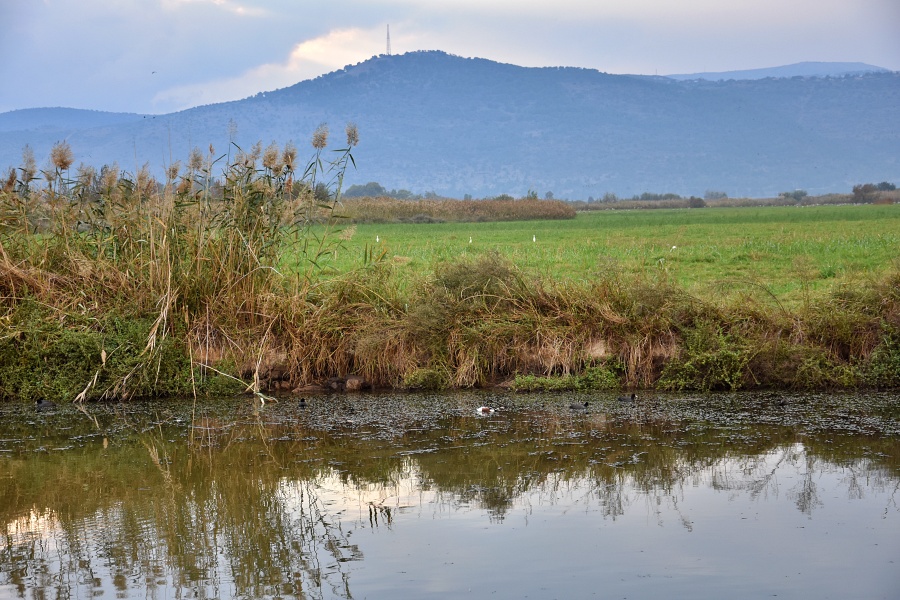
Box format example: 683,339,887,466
323,203,900,305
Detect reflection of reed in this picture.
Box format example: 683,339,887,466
368,500,394,527
702,444,831,514
1,398,897,598
0,426,361,599
792,452,824,514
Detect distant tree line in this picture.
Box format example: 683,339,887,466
587,191,690,203
583,191,706,207
344,180,896,206
344,181,440,200
779,189,809,201
852,181,896,203
347,182,572,202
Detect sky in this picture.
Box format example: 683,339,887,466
1,0,898,115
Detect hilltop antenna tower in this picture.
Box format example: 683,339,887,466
386,24,391,56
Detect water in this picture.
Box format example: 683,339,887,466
1,391,898,599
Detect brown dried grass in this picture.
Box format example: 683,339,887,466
339,196,576,223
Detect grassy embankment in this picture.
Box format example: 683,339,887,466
1,138,898,402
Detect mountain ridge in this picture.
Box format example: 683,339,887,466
1,51,897,198
0,108,146,133
666,61,890,81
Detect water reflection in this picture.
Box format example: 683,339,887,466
1,392,898,599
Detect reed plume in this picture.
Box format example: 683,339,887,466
346,123,359,147
50,141,74,171
312,124,329,150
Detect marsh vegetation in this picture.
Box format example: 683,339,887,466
1,137,899,402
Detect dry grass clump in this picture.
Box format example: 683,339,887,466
295,253,900,393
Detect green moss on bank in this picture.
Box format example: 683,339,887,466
0,300,243,402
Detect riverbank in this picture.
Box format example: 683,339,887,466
1,144,898,402
2,248,898,402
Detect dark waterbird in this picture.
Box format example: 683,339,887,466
298,397,308,409
617,393,637,402
569,401,589,410
35,399,57,411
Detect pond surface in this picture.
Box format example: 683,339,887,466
1,391,898,599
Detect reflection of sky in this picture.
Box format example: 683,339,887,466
288,445,899,600
3,444,898,599
3,509,186,599
5,510,56,540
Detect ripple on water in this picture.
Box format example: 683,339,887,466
0,390,897,599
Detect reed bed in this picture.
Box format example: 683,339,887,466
339,196,576,223
1,138,899,402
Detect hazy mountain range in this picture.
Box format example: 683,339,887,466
666,61,889,81
1,51,897,199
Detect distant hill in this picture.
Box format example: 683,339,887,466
0,108,145,133
666,61,890,81
1,51,898,198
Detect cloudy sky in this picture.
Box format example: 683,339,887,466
2,0,898,115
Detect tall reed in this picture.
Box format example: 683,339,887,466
0,127,359,401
